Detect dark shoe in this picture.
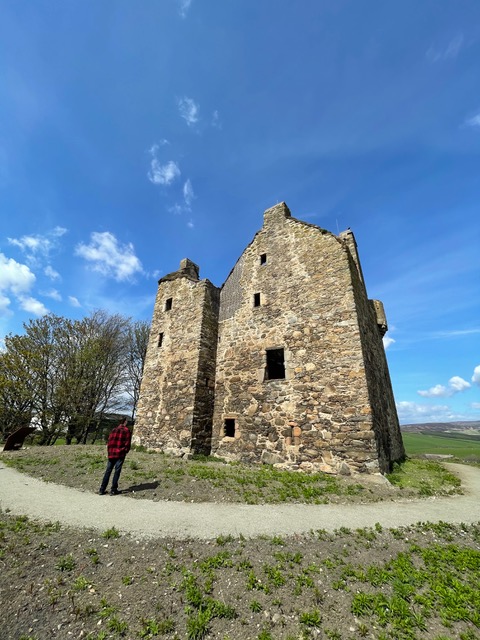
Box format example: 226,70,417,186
110,489,120,495
98,490,106,495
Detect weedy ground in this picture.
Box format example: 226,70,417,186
1,513,479,640
0,446,476,640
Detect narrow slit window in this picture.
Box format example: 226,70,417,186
253,292,261,307
260,253,267,265
157,332,164,347
165,297,173,311
265,348,285,380
224,419,235,437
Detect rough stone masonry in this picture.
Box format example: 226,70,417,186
134,203,405,475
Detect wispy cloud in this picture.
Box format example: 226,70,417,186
178,0,192,19
418,375,471,398
434,328,480,338
212,110,221,129
187,220,194,229
68,295,81,308
426,33,464,63
148,159,181,185
75,232,143,282
42,288,62,301
8,227,67,273
44,265,61,280
465,112,480,129
147,144,180,185
183,179,195,206
169,178,196,223
177,97,199,127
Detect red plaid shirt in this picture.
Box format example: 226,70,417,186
107,424,131,459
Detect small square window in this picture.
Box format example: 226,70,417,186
260,253,267,265
158,332,164,347
224,419,235,437
253,293,261,307
265,348,285,380
165,298,173,311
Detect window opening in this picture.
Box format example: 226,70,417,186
260,253,267,265
265,348,285,380
157,332,164,347
224,419,235,437
165,297,173,311
253,293,261,307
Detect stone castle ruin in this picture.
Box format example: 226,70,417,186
134,202,405,474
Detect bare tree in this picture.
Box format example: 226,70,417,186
123,320,150,419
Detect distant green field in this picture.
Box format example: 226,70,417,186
402,431,480,459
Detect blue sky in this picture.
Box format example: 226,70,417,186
1,0,479,424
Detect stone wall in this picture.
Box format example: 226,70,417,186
133,260,219,455
211,203,399,474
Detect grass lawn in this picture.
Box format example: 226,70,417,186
402,432,480,460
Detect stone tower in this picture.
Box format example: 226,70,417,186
134,203,405,474
134,258,220,455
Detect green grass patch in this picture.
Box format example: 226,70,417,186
402,432,480,460
387,458,461,495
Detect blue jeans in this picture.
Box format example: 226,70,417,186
100,457,125,493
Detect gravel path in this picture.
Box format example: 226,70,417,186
1,461,479,539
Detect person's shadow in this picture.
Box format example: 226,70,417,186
125,481,160,493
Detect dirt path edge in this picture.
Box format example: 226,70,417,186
1,461,479,539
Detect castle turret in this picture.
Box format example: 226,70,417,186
133,259,220,455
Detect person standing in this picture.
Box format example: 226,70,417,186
99,417,132,495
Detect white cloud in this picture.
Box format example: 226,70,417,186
471,402,480,410
148,159,181,186
18,296,48,316
75,232,143,282
449,376,471,392
44,265,61,280
472,365,480,386
383,336,395,349
178,0,192,18
426,33,464,63
0,253,36,299
396,400,455,424
177,97,199,127
187,220,194,229
42,288,62,301
418,375,471,398
183,179,195,206
68,296,81,308
466,113,480,129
